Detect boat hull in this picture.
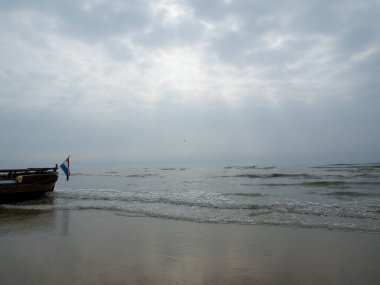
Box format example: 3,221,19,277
0,172,58,200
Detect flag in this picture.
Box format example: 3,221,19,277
60,156,70,181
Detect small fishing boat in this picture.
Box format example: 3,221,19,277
0,166,58,199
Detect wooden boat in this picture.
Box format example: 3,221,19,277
0,166,58,199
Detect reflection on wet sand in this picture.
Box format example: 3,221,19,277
60,209,70,236
0,196,70,236
0,209,380,285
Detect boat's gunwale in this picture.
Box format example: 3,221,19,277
0,167,57,173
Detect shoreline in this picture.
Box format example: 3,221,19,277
3,205,379,234
1,209,380,284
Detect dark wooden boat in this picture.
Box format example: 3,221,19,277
0,166,58,199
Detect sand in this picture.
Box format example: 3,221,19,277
0,209,379,285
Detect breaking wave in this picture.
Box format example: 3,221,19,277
219,173,314,179
324,191,380,197
54,189,251,210
224,193,265,197
2,187,379,232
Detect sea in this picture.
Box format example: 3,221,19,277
2,163,380,233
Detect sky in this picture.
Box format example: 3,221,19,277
1,0,380,167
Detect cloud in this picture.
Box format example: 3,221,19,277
0,0,379,166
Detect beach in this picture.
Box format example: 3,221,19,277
1,208,379,285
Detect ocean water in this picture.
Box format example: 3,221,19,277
2,163,380,233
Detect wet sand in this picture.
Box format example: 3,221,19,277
0,209,379,285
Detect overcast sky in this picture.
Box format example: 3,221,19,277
1,0,380,167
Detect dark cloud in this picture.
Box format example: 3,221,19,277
58,1,152,42
133,18,204,48
0,0,152,41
